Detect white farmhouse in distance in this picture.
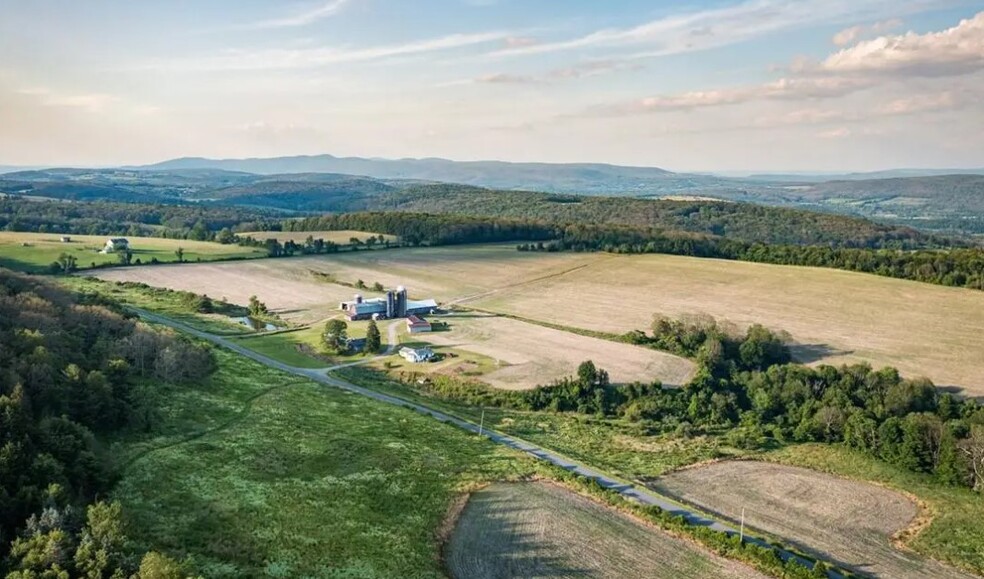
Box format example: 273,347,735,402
102,238,129,253
399,346,434,363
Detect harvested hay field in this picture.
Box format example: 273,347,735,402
419,313,694,389
445,482,767,579
471,253,984,396
652,461,976,579
87,245,984,394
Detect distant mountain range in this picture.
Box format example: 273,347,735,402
2,155,982,236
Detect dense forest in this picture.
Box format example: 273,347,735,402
0,269,213,576
407,314,984,491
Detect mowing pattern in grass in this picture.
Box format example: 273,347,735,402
113,349,536,578
0,231,264,272
653,460,977,579
446,482,767,579
766,444,984,577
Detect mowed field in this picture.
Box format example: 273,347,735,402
653,461,976,579
0,231,264,272
238,229,397,244
419,313,695,389
87,244,984,394
445,482,767,579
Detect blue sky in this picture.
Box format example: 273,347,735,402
1,0,982,171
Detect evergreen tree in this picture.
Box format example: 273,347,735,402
365,320,382,353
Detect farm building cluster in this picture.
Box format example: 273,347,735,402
340,286,438,328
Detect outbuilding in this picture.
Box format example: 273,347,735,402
406,315,432,334
399,346,434,363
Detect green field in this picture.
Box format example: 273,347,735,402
113,348,538,578
0,231,265,272
61,276,275,336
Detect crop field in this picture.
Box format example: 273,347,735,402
87,244,984,394
114,348,537,578
652,461,976,579
469,253,984,396
445,482,766,579
767,444,984,576
0,231,264,272
412,312,694,389
237,229,397,244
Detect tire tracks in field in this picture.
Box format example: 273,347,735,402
445,256,611,307
119,381,304,474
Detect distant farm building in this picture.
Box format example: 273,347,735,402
406,315,432,334
102,238,129,253
400,346,434,363
60,236,71,243
340,286,438,321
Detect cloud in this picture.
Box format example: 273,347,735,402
491,0,932,58
146,31,514,71
16,88,121,112
460,59,641,87
821,11,984,76
503,36,538,49
817,127,852,138
245,0,353,29
832,18,903,46
876,91,960,115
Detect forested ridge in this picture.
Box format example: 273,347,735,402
0,269,213,576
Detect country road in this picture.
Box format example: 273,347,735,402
133,308,833,577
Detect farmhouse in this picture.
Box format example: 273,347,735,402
340,286,438,321
60,236,71,243
103,238,129,253
400,346,434,363
406,315,431,334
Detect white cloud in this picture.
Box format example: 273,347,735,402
492,0,933,58
876,92,959,115
17,88,120,112
822,11,984,76
832,18,903,46
245,0,353,29
817,127,852,138
146,31,514,71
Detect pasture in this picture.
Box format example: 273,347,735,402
652,461,976,579
445,482,766,579
114,348,537,578
237,229,397,244
87,244,984,395
0,231,264,272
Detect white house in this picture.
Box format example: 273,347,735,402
399,346,434,363
103,238,129,253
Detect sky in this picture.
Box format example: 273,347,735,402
1,0,983,172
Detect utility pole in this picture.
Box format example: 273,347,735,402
478,409,485,437
739,507,745,543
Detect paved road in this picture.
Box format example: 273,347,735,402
135,309,832,576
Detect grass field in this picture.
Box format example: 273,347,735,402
238,230,397,244
229,319,383,369
653,460,977,579
113,348,539,578
87,244,984,395
446,482,767,579
0,231,264,272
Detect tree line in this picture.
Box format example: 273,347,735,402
0,268,214,576
406,313,984,491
